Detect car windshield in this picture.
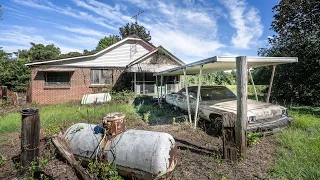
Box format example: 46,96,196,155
200,87,236,101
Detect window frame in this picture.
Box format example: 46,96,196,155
90,69,113,85
45,71,71,87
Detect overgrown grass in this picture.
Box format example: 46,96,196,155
0,102,140,135
134,96,186,125
271,106,320,179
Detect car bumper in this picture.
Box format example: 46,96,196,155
247,116,294,132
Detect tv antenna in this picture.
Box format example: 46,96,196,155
131,10,144,23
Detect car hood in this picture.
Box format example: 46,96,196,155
204,99,285,119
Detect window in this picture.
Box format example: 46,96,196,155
45,72,71,86
90,69,113,85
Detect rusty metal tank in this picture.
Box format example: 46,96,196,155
64,121,177,179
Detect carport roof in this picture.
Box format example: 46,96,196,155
153,56,298,76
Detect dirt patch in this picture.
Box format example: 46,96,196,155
0,121,276,180
128,121,277,179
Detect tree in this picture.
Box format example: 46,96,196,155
0,4,3,20
0,48,30,91
253,0,320,105
95,35,121,52
29,43,61,61
119,22,151,41
59,51,82,58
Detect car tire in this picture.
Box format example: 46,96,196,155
213,116,223,136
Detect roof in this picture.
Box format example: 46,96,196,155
25,37,156,66
127,46,184,67
154,56,298,76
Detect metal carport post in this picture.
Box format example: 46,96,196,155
183,68,192,125
194,65,203,129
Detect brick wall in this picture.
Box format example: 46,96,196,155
30,66,124,104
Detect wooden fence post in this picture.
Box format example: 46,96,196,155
21,108,40,168
235,56,247,159
222,112,237,161
1,86,7,103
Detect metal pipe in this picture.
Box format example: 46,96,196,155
266,65,276,103
183,68,192,125
248,69,258,101
194,65,203,129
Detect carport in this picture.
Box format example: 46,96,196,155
154,56,298,160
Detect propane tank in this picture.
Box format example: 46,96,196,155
64,122,177,179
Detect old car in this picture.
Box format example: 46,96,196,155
165,86,293,134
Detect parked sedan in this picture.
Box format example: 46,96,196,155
165,86,293,134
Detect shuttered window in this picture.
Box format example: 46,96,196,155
90,69,113,85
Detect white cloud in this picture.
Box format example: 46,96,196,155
57,26,108,37
221,0,263,49
151,26,225,58
72,0,132,24
0,26,82,53
53,34,99,49
13,0,118,30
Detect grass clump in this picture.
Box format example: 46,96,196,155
0,101,140,135
271,106,320,179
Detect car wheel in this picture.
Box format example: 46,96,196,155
213,116,223,136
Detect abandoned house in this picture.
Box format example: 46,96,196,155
25,37,184,104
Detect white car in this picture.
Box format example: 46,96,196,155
165,86,293,134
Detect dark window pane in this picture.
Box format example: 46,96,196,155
90,69,113,85
145,73,155,82
46,72,70,86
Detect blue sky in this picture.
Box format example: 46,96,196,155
0,0,279,63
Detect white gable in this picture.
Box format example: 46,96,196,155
25,38,155,67
57,41,151,67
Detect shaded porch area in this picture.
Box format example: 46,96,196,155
131,72,180,97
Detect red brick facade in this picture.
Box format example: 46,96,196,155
30,66,124,104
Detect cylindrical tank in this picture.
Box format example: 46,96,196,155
64,123,177,179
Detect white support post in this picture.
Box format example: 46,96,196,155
160,74,163,106
266,65,276,103
156,75,160,104
142,72,145,94
134,72,137,94
248,69,258,101
194,65,203,129
183,68,192,125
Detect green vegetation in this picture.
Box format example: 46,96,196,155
119,22,151,41
271,106,320,179
254,0,320,106
0,102,139,135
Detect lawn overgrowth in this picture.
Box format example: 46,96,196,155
271,106,320,179
0,102,140,134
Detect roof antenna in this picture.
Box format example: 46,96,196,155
131,10,144,23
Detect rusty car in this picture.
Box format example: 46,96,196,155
165,85,293,134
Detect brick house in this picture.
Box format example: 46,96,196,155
25,37,184,104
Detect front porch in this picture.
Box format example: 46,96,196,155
131,72,180,97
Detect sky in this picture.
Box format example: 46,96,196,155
0,0,279,63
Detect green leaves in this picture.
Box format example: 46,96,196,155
29,42,61,61
254,0,320,106
119,22,151,41
95,35,121,52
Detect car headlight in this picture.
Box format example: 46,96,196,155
282,109,288,117
248,116,256,124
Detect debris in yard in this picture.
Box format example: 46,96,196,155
81,93,111,104
52,133,92,180
64,112,177,179
102,112,126,137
